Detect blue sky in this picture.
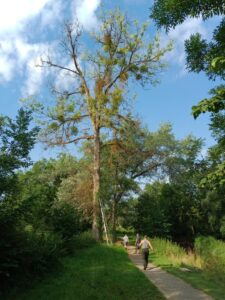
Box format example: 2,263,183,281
0,0,220,161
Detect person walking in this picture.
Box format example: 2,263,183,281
139,235,153,270
123,234,129,249
135,233,141,254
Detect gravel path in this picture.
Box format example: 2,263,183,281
128,246,213,300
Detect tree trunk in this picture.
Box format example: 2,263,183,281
92,126,102,241
112,197,117,243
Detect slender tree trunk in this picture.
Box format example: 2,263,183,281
112,134,118,244
92,126,102,241
112,196,117,243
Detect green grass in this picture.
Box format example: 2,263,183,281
5,244,165,300
151,238,225,300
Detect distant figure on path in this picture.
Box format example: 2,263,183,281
139,235,153,270
135,233,141,254
123,234,129,249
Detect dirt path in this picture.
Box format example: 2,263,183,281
127,246,213,300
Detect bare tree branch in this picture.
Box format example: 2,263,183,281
37,57,79,75
46,134,95,146
131,162,161,179
65,23,91,98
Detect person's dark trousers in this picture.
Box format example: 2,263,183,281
142,249,149,270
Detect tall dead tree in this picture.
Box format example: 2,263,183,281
27,10,172,240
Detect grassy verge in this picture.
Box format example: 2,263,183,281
151,238,225,300
5,243,165,300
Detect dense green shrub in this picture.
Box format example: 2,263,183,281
195,236,225,279
0,203,63,291
50,202,82,240
0,199,83,292
71,231,97,250
49,202,91,254
0,111,93,294
21,230,64,275
0,202,24,284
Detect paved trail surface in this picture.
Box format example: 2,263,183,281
128,246,213,300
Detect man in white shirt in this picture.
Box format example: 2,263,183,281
123,234,129,249
139,235,153,270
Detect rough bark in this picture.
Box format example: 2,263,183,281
92,126,102,241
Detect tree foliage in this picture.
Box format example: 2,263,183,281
0,108,39,198
25,9,172,240
99,120,176,241
151,0,225,31
134,133,206,244
0,151,89,292
151,0,225,200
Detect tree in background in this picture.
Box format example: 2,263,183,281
201,187,225,238
199,111,225,188
151,1,225,241
163,135,205,244
0,108,39,199
27,9,172,240
134,134,205,245
101,120,176,242
198,111,225,238
0,109,39,288
18,154,89,241
17,154,86,234
0,151,91,291
134,182,172,239
56,151,93,224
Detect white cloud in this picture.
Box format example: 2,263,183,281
0,40,16,81
54,62,77,93
0,0,50,34
72,0,101,30
169,17,207,43
163,17,208,76
39,0,64,28
0,55,15,82
0,0,62,91
24,59,45,95
0,35,52,93
0,0,102,95
19,42,52,95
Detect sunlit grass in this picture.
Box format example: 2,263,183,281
5,243,165,300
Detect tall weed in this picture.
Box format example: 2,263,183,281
152,236,225,282
195,236,225,280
